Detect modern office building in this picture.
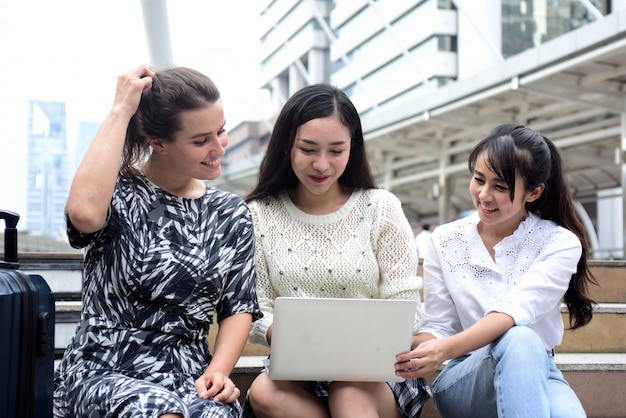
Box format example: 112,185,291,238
214,0,626,258
24,100,69,238
26,100,70,239
219,0,460,196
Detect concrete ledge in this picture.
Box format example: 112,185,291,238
590,302,626,313
560,302,626,313
231,353,626,373
55,300,626,355
55,353,626,373
231,354,626,418
53,356,269,375
231,356,267,374
554,352,626,371
57,301,626,313
56,300,82,312
53,354,626,418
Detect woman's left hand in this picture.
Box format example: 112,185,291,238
195,371,240,404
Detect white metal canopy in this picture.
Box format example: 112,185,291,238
360,18,626,232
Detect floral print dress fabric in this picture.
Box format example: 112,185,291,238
53,173,260,418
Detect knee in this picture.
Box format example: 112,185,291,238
328,382,391,405
248,374,284,416
328,382,397,415
328,381,372,399
328,382,368,413
328,381,361,401
497,326,543,352
493,326,547,366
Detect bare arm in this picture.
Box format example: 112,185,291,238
195,313,252,403
66,65,154,234
396,312,514,379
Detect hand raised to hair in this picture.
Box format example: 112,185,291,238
111,65,155,118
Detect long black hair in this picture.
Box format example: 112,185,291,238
246,83,376,202
469,124,596,329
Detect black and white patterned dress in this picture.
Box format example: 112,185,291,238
54,173,261,418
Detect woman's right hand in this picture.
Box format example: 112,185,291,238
111,65,155,117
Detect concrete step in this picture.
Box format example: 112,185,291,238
583,261,626,303
53,301,626,356
38,255,626,417
560,303,626,352
53,301,626,355
228,354,626,418
53,300,272,357
52,353,626,418
20,256,625,304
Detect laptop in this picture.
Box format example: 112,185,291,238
268,297,417,382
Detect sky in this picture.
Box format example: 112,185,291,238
0,0,267,225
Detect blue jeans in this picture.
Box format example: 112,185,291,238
431,326,586,418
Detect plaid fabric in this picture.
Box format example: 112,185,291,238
242,369,431,417
391,377,432,417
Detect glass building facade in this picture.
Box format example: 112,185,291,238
502,0,610,57
26,100,69,239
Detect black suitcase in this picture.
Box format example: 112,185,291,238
0,209,55,418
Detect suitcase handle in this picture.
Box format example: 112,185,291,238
0,209,20,265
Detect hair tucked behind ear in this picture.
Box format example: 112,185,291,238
469,124,596,329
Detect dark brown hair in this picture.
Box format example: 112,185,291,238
121,67,221,177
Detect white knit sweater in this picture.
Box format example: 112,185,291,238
247,188,422,347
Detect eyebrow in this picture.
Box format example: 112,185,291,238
298,138,348,146
189,121,226,139
190,132,209,139
474,168,505,183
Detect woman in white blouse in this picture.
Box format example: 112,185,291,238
395,124,596,418
243,84,431,418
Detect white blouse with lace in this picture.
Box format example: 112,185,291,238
247,188,422,347
419,211,582,349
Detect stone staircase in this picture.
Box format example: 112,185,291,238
15,253,626,418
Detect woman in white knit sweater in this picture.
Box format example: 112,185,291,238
242,84,430,418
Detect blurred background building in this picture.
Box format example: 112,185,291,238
210,0,625,259
27,101,69,240
7,0,626,259
20,102,97,247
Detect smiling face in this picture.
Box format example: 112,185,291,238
151,101,228,181
469,152,543,236
290,114,351,199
